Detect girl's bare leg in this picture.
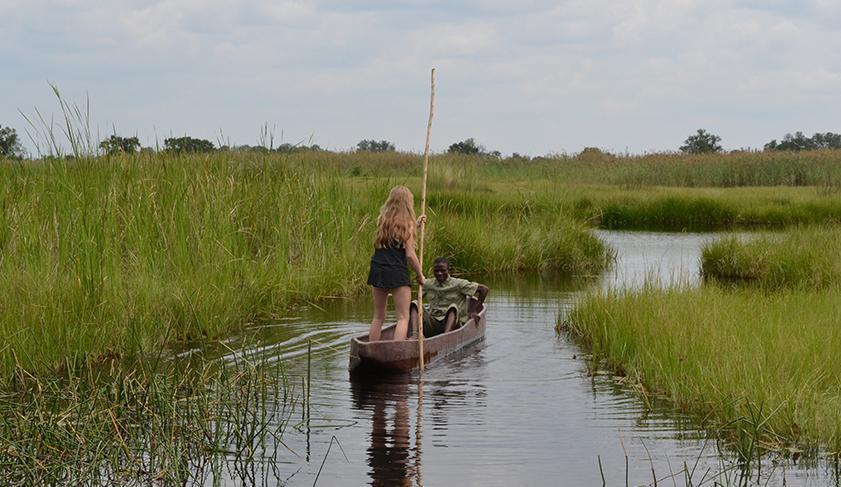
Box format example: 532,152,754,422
391,286,411,340
369,287,389,341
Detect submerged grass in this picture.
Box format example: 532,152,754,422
0,355,295,485
567,284,841,452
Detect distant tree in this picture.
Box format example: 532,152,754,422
274,143,323,153
223,144,270,153
99,135,140,155
765,132,841,151
0,125,24,158
356,139,396,152
577,147,610,160
164,136,215,153
680,129,723,154
813,132,841,149
447,138,481,155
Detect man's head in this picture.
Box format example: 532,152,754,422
432,257,451,283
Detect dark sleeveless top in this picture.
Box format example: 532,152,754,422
367,239,411,289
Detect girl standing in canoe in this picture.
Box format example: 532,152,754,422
367,185,425,341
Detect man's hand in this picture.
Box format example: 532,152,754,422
468,311,478,324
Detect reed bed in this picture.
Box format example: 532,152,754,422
567,284,841,452
0,152,611,379
280,149,841,188
702,226,841,288
574,185,841,231
0,356,295,485
555,149,841,187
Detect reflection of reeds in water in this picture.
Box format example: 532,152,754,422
0,355,297,485
600,435,840,487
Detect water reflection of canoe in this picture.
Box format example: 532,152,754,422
349,300,486,374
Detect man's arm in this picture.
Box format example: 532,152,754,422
468,283,489,322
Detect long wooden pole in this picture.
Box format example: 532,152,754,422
416,68,435,371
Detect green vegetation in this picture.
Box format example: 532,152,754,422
680,128,723,154
6,147,841,380
9,86,841,481
164,136,215,153
765,131,841,152
447,138,501,158
338,148,841,188
99,134,140,155
0,125,24,158
0,151,611,380
356,139,396,152
0,355,294,485
567,285,841,451
702,227,841,288
570,222,841,451
8,129,841,462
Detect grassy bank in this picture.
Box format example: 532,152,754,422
702,226,841,288
567,285,841,451
0,152,610,379
589,186,841,230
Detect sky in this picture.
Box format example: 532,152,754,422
1,0,840,156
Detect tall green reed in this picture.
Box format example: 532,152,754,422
0,353,296,486
0,152,610,379
701,227,841,288
567,283,841,451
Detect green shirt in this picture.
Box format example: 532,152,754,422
422,277,479,323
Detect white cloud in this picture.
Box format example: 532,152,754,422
1,0,840,154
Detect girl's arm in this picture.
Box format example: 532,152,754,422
405,233,425,285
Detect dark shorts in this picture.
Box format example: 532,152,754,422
412,301,459,337
367,263,410,289
367,247,411,289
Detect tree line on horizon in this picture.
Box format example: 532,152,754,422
679,129,841,154
2,123,841,159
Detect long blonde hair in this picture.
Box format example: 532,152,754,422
374,185,416,248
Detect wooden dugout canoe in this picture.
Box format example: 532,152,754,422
348,300,487,374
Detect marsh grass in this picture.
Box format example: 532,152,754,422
312,149,841,188
0,152,612,379
567,284,841,452
702,227,841,288
0,354,296,485
6,148,841,379
322,148,841,187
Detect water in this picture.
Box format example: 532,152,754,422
189,230,839,486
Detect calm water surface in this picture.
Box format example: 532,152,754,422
191,230,838,486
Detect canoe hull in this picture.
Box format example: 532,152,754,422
348,306,486,375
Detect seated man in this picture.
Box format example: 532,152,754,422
410,257,489,338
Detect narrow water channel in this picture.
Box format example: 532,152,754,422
191,230,837,486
